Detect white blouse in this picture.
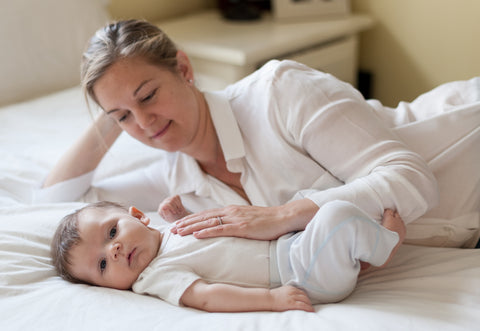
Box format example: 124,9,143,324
36,60,480,246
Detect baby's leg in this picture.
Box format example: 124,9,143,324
379,209,406,267
284,200,401,303
360,209,405,270
158,195,191,223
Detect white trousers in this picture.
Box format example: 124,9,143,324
272,200,399,304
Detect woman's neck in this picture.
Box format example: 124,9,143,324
180,91,249,203
180,90,220,164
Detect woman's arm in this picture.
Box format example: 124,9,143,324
281,68,438,224
180,280,314,313
172,198,319,240
177,63,437,239
43,112,122,187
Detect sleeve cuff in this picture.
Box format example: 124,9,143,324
32,171,94,203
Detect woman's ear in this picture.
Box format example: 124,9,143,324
176,50,194,83
129,206,150,226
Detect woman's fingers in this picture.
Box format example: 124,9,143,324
192,223,239,239
173,216,224,235
171,208,222,234
175,208,222,225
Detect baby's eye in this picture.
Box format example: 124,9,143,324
109,226,117,239
100,258,107,272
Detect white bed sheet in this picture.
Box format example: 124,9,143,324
1,87,480,331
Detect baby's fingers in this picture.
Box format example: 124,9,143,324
279,286,314,312
158,195,189,223
292,290,314,312
294,301,315,312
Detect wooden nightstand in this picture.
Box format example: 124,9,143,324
158,10,373,90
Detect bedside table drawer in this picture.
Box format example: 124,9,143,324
284,36,358,86
162,10,373,91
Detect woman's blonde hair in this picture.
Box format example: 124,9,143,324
81,19,179,106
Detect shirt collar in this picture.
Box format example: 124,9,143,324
168,91,246,197
169,152,249,206
204,91,246,162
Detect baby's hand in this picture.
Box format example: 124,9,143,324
158,195,190,223
270,286,314,312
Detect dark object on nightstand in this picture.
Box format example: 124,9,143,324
218,0,271,21
357,70,373,99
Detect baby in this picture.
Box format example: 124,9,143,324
51,198,405,312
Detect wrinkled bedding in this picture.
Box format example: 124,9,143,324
1,86,479,331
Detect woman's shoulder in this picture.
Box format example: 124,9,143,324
245,59,327,84
256,59,305,73
222,59,365,131
223,60,314,102
226,59,344,96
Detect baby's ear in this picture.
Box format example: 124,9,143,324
129,206,150,226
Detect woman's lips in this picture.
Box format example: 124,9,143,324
151,121,172,139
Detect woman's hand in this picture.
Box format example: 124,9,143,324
171,198,319,240
172,205,287,240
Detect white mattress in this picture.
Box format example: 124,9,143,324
1,87,479,330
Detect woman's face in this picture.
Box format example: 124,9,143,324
93,53,204,153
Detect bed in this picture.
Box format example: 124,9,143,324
1,1,480,330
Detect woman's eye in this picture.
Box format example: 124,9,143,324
140,89,157,103
100,258,107,272
118,112,130,122
109,226,117,239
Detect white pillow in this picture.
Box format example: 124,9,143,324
0,0,110,106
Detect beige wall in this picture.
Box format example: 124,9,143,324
108,0,215,22
352,0,480,106
109,0,480,107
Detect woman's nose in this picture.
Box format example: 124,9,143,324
134,110,155,129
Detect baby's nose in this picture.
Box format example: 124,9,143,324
110,242,122,260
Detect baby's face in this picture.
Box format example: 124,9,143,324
69,207,161,290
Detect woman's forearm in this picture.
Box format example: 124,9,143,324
278,198,320,233
43,113,122,187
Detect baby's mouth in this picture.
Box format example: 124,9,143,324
128,248,136,266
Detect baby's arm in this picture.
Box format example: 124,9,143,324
180,280,314,313
158,195,191,223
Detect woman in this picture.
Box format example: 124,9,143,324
40,20,480,247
